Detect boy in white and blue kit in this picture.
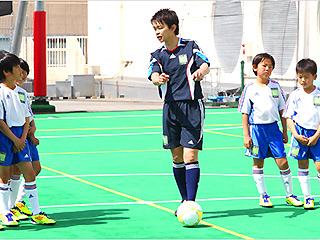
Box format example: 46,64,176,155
283,58,320,209
239,53,302,208
0,52,55,228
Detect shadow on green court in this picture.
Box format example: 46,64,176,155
203,205,319,219
16,208,130,231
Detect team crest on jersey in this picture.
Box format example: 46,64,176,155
178,54,188,65
0,152,6,163
313,96,320,106
251,146,259,156
18,92,26,103
271,88,279,98
163,135,168,146
291,147,299,158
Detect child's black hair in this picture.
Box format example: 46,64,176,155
252,53,275,76
0,53,21,82
296,58,317,75
20,58,30,75
151,8,179,35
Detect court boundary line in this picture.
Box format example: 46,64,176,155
35,111,238,120
42,165,253,239
37,172,320,180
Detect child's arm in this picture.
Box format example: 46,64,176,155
307,124,320,146
151,72,169,86
192,63,210,81
28,119,36,137
242,113,252,149
279,110,288,143
28,119,39,146
286,118,309,145
0,119,25,152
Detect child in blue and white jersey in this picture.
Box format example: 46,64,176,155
9,58,42,220
283,58,320,209
0,52,55,227
239,53,302,208
148,9,210,215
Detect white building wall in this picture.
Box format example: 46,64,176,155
88,1,320,89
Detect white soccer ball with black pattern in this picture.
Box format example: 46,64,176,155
176,201,203,227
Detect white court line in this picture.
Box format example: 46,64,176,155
40,195,320,209
37,172,320,180
36,127,241,139
35,111,238,120
37,131,162,139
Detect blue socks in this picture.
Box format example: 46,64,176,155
186,162,200,201
173,161,200,201
173,162,187,200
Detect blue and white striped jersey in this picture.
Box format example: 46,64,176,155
148,38,210,102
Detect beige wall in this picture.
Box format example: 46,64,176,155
13,1,88,36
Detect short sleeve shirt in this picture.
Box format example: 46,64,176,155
148,38,210,102
283,87,320,130
0,84,31,128
238,79,286,124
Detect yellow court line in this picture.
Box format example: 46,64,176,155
41,166,253,239
205,130,244,138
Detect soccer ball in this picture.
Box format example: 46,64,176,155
176,201,203,227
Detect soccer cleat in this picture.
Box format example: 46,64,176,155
304,198,314,210
15,201,32,216
286,195,303,207
31,212,56,225
0,224,3,231
259,194,273,208
10,207,29,220
1,213,19,227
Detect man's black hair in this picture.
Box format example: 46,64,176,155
151,8,179,35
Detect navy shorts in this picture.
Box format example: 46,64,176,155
162,99,205,150
288,123,320,161
245,122,286,159
0,126,32,166
27,137,40,162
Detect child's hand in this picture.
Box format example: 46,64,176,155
243,135,252,149
158,73,169,85
30,136,40,146
28,125,36,136
282,132,288,144
296,135,309,145
13,138,25,152
307,135,319,146
192,69,204,81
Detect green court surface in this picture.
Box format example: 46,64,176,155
3,108,320,239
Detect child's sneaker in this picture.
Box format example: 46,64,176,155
10,207,28,220
304,197,314,210
1,213,19,227
31,212,56,225
286,195,303,207
15,201,32,216
259,194,273,207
